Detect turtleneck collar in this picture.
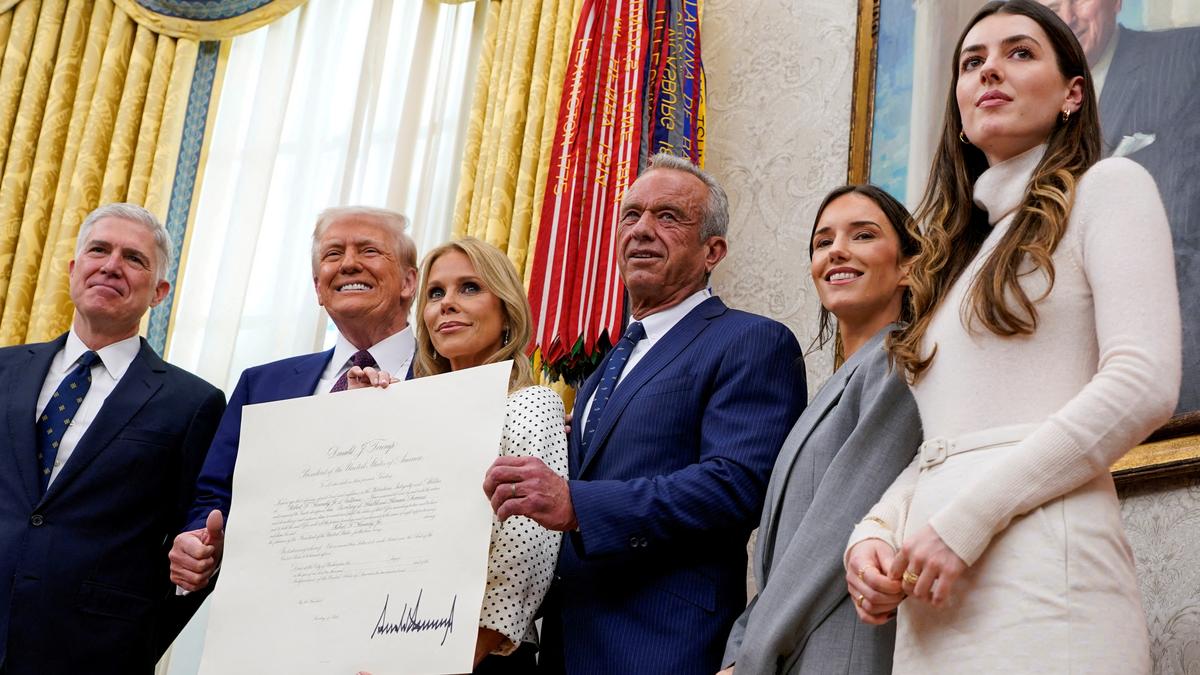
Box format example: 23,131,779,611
972,143,1047,225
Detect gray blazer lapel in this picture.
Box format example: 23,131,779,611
756,361,856,582
754,328,892,583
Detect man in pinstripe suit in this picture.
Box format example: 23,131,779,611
484,154,807,673
1042,0,1200,412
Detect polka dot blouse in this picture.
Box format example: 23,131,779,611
478,385,568,655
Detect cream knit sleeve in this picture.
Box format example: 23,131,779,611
928,158,1181,565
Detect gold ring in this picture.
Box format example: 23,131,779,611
902,570,919,586
856,567,867,581
854,592,865,607
510,483,518,499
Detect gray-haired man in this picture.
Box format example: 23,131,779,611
0,203,226,674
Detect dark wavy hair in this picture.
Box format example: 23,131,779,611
808,184,919,359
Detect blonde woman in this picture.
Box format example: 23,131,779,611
845,1,1178,672
352,237,566,673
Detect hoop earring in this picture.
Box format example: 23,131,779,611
959,130,970,144
1060,108,1071,124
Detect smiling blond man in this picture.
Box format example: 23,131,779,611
169,206,418,593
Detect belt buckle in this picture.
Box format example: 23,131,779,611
919,438,948,469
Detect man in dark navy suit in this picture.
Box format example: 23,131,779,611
1042,0,1200,412
0,204,225,674
484,154,807,674
168,206,418,592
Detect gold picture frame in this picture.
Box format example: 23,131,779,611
846,0,1200,483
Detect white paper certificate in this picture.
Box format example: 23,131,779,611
198,362,512,675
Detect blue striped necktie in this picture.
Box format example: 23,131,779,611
581,322,646,452
36,350,99,492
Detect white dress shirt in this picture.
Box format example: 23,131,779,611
313,326,416,394
34,330,141,486
578,288,711,433
1091,28,1119,98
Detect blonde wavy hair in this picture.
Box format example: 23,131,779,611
413,237,534,392
889,0,1101,382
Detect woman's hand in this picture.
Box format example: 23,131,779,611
846,538,906,624
717,667,735,675
890,524,967,608
346,366,397,390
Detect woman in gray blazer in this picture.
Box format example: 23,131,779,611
719,185,922,674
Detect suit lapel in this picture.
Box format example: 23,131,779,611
570,360,606,478
41,339,164,507
755,328,891,582
285,349,334,396
3,336,65,505
1099,27,1146,153
756,359,859,581
578,297,726,478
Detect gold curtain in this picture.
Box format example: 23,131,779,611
0,0,304,349
0,0,196,344
452,0,581,279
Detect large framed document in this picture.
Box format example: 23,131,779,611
198,362,512,675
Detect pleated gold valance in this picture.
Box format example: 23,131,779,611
112,0,305,40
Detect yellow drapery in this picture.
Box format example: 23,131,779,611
0,0,302,347
452,0,581,280
452,0,581,398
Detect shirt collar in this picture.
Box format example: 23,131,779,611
1091,26,1120,98
327,326,415,376
63,329,141,382
636,288,711,342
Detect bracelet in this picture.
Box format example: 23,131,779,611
861,516,891,531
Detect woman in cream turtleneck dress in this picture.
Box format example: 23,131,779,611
844,2,1179,673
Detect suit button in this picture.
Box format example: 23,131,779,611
30,514,44,526
629,537,640,548
640,537,649,548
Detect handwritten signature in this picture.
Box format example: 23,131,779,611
370,589,456,645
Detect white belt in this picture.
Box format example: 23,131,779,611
918,423,1039,470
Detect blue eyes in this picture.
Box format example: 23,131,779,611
427,283,483,300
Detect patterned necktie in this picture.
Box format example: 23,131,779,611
36,350,99,493
581,322,646,452
330,349,378,392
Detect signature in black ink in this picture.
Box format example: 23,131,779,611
370,589,456,645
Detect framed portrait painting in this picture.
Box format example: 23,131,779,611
847,0,1200,481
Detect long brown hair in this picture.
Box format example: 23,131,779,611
889,0,1101,382
414,237,534,392
808,184,919,357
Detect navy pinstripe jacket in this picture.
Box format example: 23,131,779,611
539,296,807,674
